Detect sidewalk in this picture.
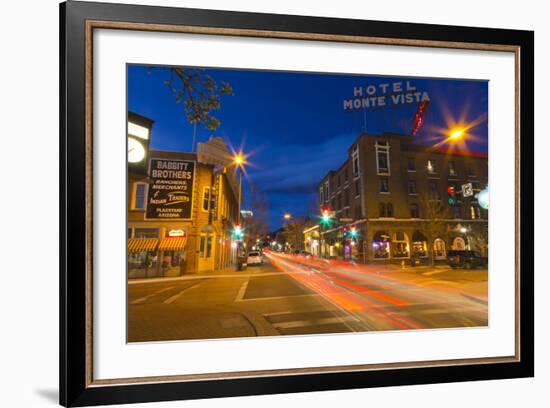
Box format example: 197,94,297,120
128,264,272,285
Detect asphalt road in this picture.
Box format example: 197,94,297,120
127,251,488,342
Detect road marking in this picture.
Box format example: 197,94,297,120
238,293,319,302
234,279,249,302
163,283,202,304
130,286,175,305
422,269,453,276
272,316,357,330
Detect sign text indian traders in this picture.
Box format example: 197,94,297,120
146,158,195,219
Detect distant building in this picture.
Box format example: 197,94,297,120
317,132,488,264
127,129,240,278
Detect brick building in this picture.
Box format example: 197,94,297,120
128,133,240,278
317,132,488,264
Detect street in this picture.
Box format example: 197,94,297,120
128,251,488,342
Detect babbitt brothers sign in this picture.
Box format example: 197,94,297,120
343,80,430,111
146,158,195,219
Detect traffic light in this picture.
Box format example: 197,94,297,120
321,207,331,224
233,224,243,239
447,185,456,205
349,227,358,238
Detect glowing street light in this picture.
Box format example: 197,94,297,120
283,213,292,220
234,153,245,167
449,127,465,140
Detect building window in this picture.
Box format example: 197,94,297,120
470,204,481,219
433,238,447,260
429,180,439,199
352,145,359,176
324,181,329,201
344,189,350,207
427,159,437,174
407,157,416,172
202,187,211,212
410,203,420,218
319,186,324,204
392,232,410,258
355,180,361,197
354,206,362,219
379,202,386,217
408,180,417,195
344,166,349,182
379,178,389,193
376,141,390,175
132,182,147,210
448,161,457,176
386,203,394,217
373,231,391,259
134,228,159,238
337,175,341,188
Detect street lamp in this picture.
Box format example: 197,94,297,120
283,213,291,220
449,127,465,140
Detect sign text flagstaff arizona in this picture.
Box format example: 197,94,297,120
343,81,430,111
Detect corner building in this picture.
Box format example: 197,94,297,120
318,132,488,264
128,136,240,278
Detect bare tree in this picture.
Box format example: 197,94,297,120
150,67,234,131
416,193,452,265
242,183,270,247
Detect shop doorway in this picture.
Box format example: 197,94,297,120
198,225,216,272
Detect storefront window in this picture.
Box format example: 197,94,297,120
412,231,428,258
373,231,391,259
134,228,159,238
434,238,446,259
392,232,409,258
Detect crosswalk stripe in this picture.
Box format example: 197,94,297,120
163,282,202,304
272,315,357,330
130,286,175,305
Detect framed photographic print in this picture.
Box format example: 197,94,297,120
60,1,534,406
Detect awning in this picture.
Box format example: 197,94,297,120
158,237,188,252
128,238,159,253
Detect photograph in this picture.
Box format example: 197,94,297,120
126,64,489,342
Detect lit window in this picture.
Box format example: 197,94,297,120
427,159,436,174
470,204,481,220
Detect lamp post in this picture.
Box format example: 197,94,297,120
233,153,245,224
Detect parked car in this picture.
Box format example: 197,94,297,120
247,251,263,266
447,250,487,269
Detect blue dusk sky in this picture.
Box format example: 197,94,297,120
128,65,488,230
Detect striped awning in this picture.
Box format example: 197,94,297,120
128,238,159,253
159,237,188,251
